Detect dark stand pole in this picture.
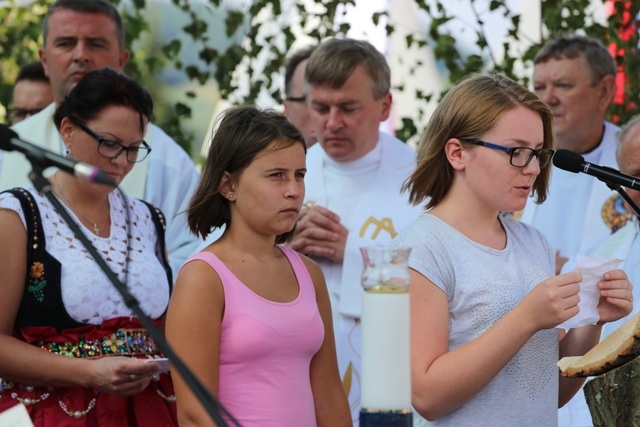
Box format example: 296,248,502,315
606,182,640,220
26,157,240,427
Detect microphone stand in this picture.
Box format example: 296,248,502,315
26,159,240,427
606,182,640,220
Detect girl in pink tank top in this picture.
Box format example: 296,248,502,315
165,106,350,427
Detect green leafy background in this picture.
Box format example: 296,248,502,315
1,0,637,158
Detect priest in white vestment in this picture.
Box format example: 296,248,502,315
515,34,634,427
288,38,423,425
520,35,627,275
556,115,640,427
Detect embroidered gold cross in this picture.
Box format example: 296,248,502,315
359,216,397,239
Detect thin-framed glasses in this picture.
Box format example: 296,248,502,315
73,120,151,163
461,138,554,169
10,107,46,122
285,95,307,103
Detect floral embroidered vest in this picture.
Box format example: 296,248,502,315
4,188,172,331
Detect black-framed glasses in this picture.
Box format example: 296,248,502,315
285,95,307,103
10,106,46,121
73,120,151,163
461,138,554,169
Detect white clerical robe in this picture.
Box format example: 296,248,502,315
304,132,423,425
0,103,207,277
558,219,640,427
520,122,622,259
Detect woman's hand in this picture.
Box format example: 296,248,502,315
520,271,583,331
597,269,633,324
90,357,162,396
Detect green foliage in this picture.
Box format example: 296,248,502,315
0,0,50,120
414,0,639,127
1,0,638,151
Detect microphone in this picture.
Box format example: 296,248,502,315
552,149,640,191
0,124,117,187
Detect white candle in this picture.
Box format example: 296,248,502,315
360,291,411,411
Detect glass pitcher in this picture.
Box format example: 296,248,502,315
360,246,412,292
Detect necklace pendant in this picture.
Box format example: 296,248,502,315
93,224,99,234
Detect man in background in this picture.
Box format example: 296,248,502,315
558,115,640,427
520,34,620,275
283,45,317,147
288,37,422,425
1,0,205,277
520,33,623,427
10,62,53,124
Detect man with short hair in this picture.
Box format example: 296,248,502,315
10,61,53,124
1,0,204,277
283,45,316,147
289,37,422,425
520,34,620,275
557,115,640,427
520,33,622,427
598,114,640,335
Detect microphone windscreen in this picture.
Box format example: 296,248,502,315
552,149,584,173
0,124,19,152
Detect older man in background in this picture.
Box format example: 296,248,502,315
557,114,640,427
520,34,620,275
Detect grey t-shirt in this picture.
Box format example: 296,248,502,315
392,214,558,427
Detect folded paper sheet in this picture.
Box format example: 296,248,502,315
557,255,623,330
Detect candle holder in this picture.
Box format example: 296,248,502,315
359,246,412,427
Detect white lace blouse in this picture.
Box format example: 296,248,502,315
0,187,171,325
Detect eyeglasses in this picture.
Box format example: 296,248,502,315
461,138,554,169
285,95,306,103
10,107,46,121
73,120,151,163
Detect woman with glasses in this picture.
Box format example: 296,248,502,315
0,68,177,426
390,73,632,426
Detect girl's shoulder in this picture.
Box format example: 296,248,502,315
501,214,553,253
393,214,447,243
501,214,544,237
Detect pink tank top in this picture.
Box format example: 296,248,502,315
186,245,323,427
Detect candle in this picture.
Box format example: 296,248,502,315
361,292,411,408
359,247,412,427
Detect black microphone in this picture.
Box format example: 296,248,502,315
552,149,640,191
0,124,117,187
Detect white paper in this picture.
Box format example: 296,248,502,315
0,403,35,427
557,255,623,330
145,357,170,372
